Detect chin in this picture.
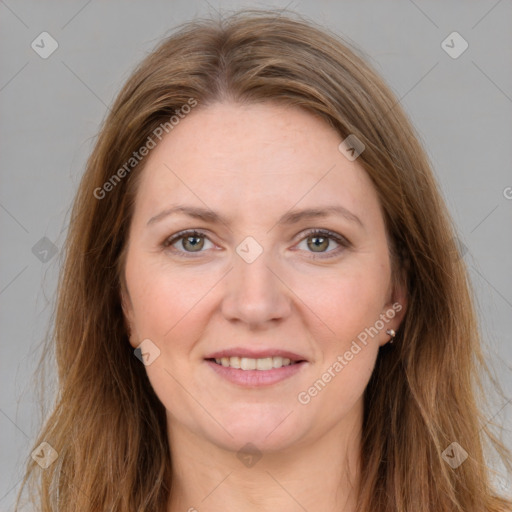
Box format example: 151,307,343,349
207,408,307,452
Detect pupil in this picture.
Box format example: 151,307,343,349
181,234,329,253
184,235,204,251
308,235,328,252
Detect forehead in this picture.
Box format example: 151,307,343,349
131,101,381,228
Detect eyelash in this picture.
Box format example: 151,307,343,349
161,228,351,260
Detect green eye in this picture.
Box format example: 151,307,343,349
163,230,213,254
296,229,350,258
306,234,331,252
162,228,350,259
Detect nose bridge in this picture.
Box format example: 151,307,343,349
222,237,290,325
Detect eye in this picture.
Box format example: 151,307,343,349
162,230,214,256
162,228,350,259
295,229,350,258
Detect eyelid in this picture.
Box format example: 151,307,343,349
292,228,351,259
162,228,351,257
295,228,351,247
162,229,216,251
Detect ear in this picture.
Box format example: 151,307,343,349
389,278,407,327
378,269,408,347
120,282,138,349
389,245,408,323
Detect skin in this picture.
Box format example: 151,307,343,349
121,101,407,512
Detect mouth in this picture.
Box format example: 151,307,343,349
203,348,308,387
206,356,306,371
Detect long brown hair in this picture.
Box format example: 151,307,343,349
16,9,512,512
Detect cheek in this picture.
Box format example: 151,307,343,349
292,259,390,344
125,251,215,343
124,255,214,417
306,349,377,428
294,268,385,419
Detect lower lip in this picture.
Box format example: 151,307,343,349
205,360,307,387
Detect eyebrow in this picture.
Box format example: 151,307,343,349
147,204,363,228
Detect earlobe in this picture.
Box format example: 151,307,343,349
385,328,396,343
391,254,409,328
120,288,137,348
379,274,407,347
385,280,407,343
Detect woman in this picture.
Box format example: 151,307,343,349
16,9,512,512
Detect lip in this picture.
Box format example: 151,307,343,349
205,359,308,387
204,347,307,362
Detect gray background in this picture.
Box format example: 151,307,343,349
1,0,511,508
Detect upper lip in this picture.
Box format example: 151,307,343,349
205,347,307,362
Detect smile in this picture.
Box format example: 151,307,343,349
210,356,300,370
205,358,307,387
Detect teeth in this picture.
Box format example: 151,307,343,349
256,357,272,370
241,357,256,370
213,356,296,370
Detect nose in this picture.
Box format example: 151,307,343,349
221,248,292,328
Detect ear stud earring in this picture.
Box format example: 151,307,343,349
386,329,396,343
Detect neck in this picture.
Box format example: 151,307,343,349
166,403,362,512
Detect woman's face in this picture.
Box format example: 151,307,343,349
121,101,405,453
